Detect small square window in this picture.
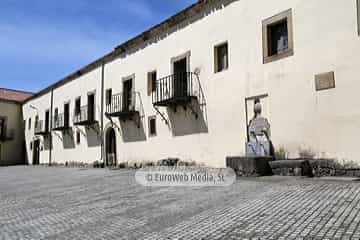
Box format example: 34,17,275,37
214,42,229,73
106,89,112,105
148,116,157,137
76,131,81,144
263,9,294,64
147,71,157,96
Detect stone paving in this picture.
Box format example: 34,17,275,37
1,166,360,239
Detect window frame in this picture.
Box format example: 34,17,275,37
262,9,294,64
148,116,157,137
214,41,229,73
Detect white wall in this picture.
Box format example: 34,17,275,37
23,67,103,165
52,68,102,165
104,0,360,167
23,93,52,165
24,0,360,167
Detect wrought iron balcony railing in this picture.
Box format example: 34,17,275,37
34,120,50,135
152,72,201,107
52,113,70,131
73,105,97,126
105,91,141,118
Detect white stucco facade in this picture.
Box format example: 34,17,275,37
22,0,360,167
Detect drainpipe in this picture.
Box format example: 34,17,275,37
100,63,105,163
49,88,54,166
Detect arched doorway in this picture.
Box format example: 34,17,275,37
105,128,117,167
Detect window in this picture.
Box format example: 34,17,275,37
45,110,50,131
87,93,95,121
263,9,294,64
28,118,32,130
0,117,5,138
30,141,33,150
54,108,58,121
148,116,157,137
105,89,112,105
64,103,69,127
76,131,81,144
35,115,39,129
214,42,228,73
75,97,81,115
147,71,157,96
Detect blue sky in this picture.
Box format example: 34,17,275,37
0,0,196,92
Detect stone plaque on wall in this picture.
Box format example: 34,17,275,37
315,71,335,91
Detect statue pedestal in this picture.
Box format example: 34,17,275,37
226,156,273,177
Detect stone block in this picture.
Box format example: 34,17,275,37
315,71,335,91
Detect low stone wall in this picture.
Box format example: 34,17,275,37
308,159,360,177
226,156,273,177
269,160,313,177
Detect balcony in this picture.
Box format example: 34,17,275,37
73,105,97,126
152,72,199,107
105,91,141,120
52,114,70,131
34,120,50,136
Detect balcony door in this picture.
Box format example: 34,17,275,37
32,139,40,165
64,103,69,127
123,79,133,112
88,94,95,122
45,110,49,132
173,57,188,98
105,128,117,167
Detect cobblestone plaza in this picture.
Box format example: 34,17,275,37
1,166,360,239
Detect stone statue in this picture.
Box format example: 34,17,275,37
246,99,274,157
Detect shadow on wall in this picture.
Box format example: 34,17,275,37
118,0,237,59
119,115,147,143
167,100,208,137
85,123,102,147
62,129,75,149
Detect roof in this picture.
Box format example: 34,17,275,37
0,88,33,103
24,0,215,103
